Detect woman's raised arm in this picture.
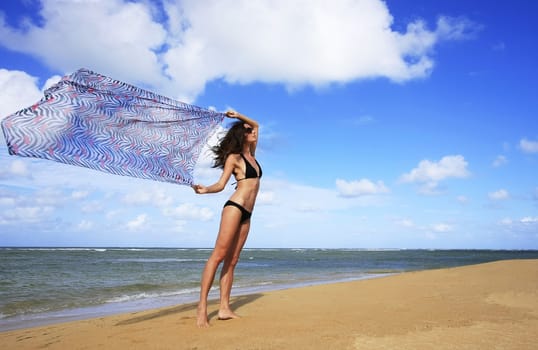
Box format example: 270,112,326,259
226,110,259,155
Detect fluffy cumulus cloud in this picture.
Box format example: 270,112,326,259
0,0,166,89
499,216,538,229
400,155,470,194
0,69,62,119
488,189,509,201
0,0,476,101
0,185,70,227
126,213,148,231
0,159,31,179
0,69,43,118
336,178,389,197
519,138,538,154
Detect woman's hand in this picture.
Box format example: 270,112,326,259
225,110,240,119
191,184,208,194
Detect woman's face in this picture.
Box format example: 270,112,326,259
244,124,257,142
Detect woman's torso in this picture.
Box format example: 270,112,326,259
229,153,262,211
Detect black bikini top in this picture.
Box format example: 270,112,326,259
236,153,262,182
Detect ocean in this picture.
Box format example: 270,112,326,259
1,247,537,331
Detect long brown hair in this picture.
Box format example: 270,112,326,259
211,121,249,169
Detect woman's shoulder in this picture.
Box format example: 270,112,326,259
225,153,242,163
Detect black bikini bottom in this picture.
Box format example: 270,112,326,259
224,200,252,223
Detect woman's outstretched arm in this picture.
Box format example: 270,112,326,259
192,154,236,194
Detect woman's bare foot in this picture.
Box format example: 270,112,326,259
217,308,240,320
196,305,210,328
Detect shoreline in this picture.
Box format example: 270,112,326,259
0,273,390,332
1,259,537,349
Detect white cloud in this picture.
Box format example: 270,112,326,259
336,178,389,197
163,1,474,98
9,160,30,177
33,188,67,206
122,188,173,207
499,216,538,226
488,189,509,201
126,213,148,231
521,216,538,224
0,0,476,101
0,159,31,179
431,223,452,233
43,75,62,90
2,206,55,224
0,69,43,119
230,177,391,246
400,155,470,194
435,16,479,40
72,190,89,200
0,0,166,92
492,155,507,167
0,187,63,225
519,138,538,154
163,203,214,221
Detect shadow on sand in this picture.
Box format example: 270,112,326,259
115,293,264,326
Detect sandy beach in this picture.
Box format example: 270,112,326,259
2,259,537,349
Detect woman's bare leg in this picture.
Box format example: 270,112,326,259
196,257,219,327
196,207,241,327
218,221,250,320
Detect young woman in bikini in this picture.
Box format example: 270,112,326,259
192,110,262,328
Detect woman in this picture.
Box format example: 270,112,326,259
192,110,262,328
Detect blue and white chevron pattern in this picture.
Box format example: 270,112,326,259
1,68,225,185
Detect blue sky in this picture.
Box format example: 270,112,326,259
0,0,537,249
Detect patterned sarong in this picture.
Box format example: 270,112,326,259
1,68,225,185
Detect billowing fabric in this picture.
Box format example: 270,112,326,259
1,68,225,185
